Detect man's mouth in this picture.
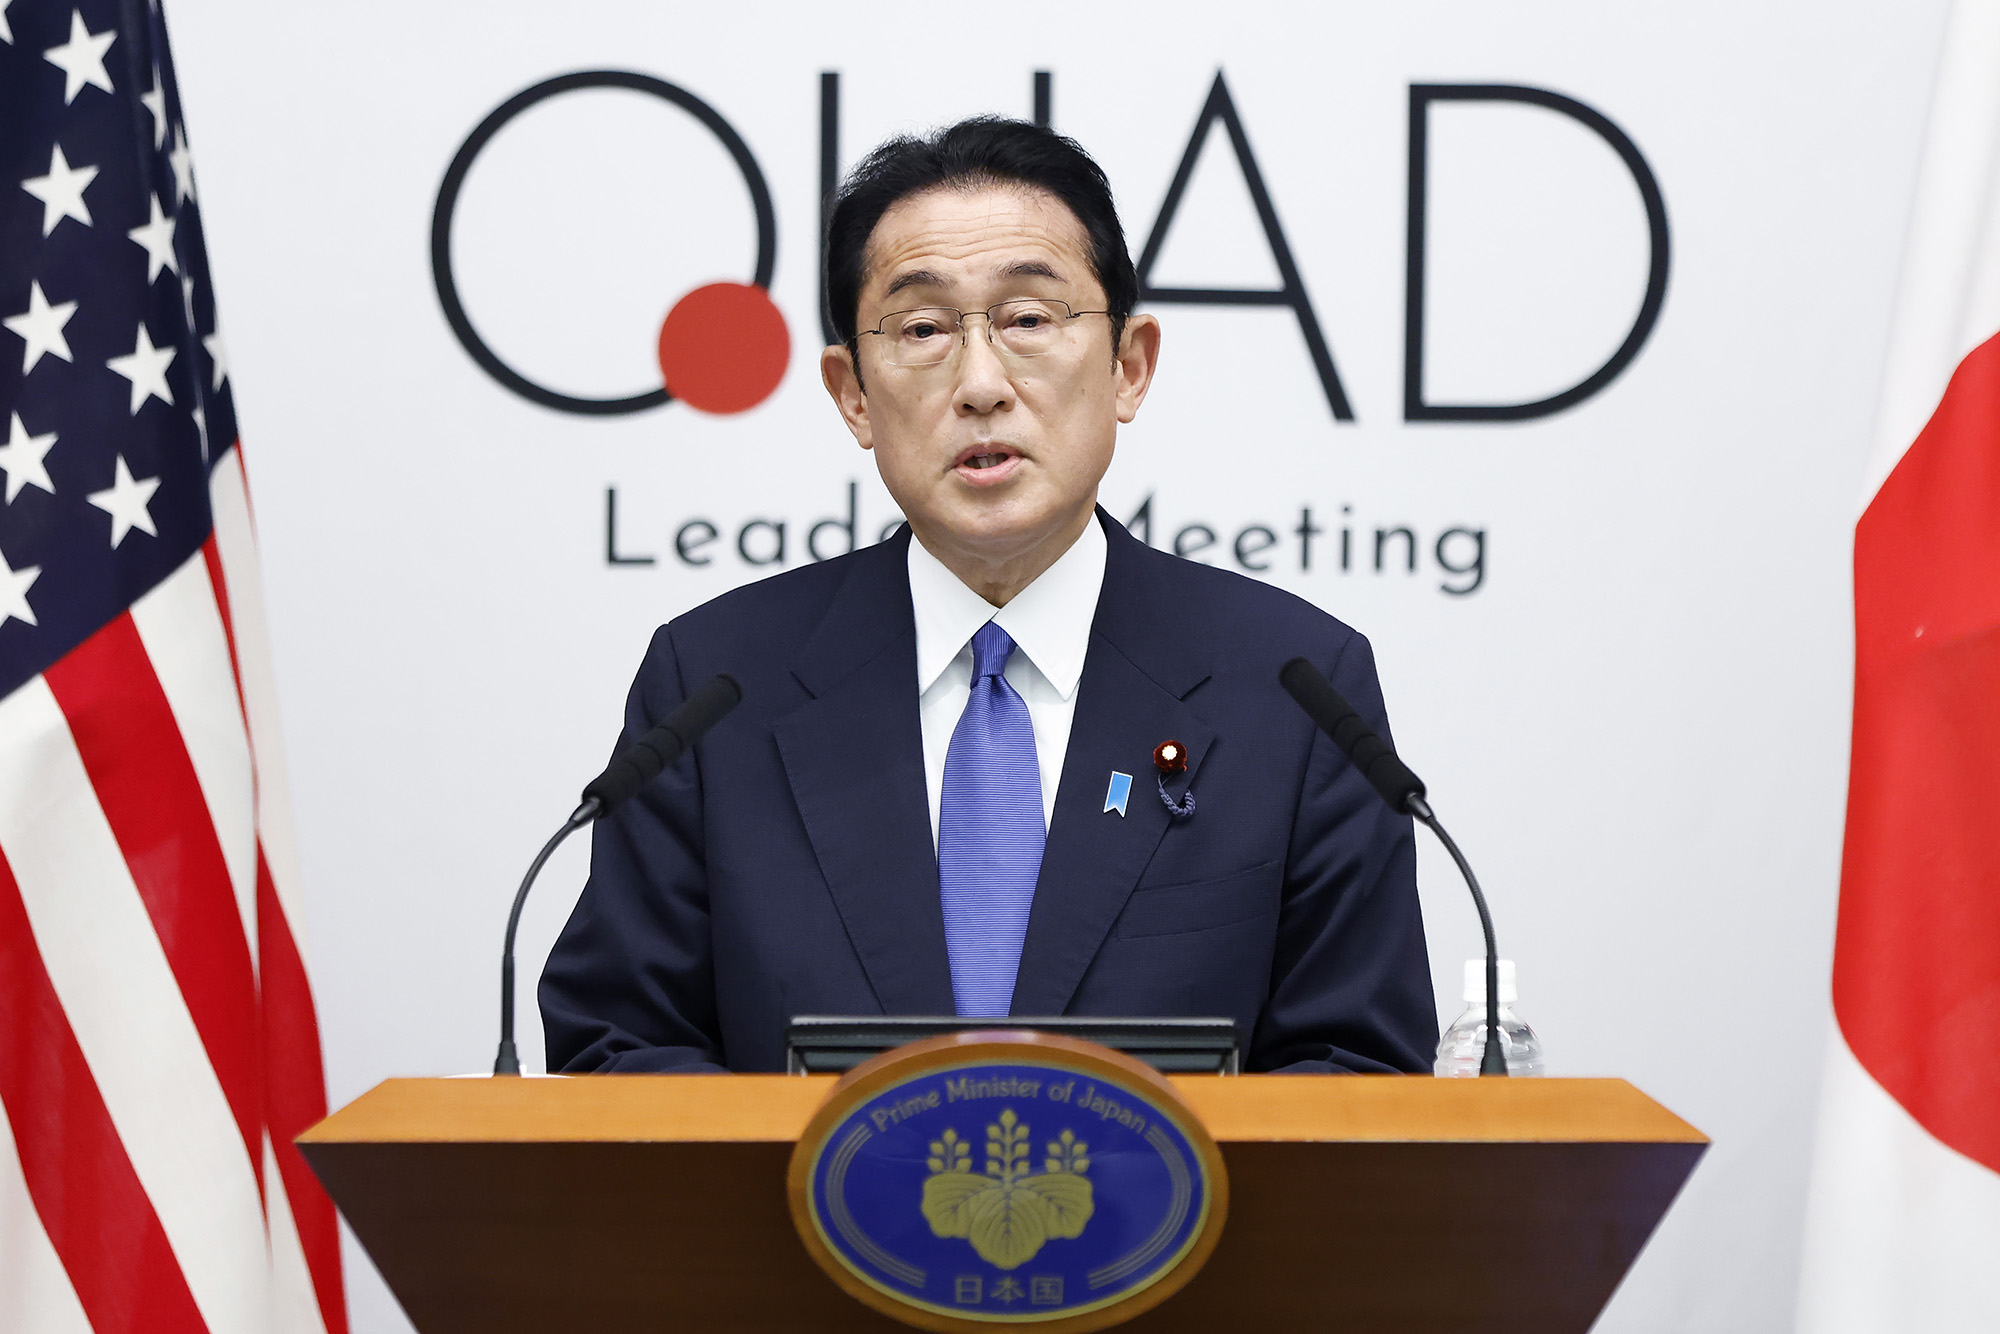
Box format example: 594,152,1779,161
952,447,1022,483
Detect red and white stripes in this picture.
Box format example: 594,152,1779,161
0,443,343,1334
213,448,347,1334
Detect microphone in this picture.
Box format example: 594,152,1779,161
580,673,744,811
493,673,742,1075
1278,657,1508,1077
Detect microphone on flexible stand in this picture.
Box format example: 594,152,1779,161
492,673,743,1076
1278,658,1508,1076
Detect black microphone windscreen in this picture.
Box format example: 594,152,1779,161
581,673,742,814
1279,657,1427,812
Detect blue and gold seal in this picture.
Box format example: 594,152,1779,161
788,1032,1228,1331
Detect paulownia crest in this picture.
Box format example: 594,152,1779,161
921,1110,1095,1269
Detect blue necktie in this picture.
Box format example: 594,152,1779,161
938,621,1046,1016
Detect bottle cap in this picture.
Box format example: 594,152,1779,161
1463,958,1517,1004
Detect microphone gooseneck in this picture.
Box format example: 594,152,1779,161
493,673,743,1076
1279,657,1507,1077
1405,796,1505,1076
494,799,596,1076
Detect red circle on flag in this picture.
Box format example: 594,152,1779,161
657,282,790,414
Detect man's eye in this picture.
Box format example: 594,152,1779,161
904,322,944,339
1010,314,1046,330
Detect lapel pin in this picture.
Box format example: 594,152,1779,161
1154,739,1196,819
1104,771,1133,817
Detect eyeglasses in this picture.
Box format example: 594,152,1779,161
858,298,1111,368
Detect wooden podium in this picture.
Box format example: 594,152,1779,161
300,1074,1705,1333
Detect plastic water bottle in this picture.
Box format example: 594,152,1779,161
1434,959,1545,1077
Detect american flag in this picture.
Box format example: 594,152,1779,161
0,3,345,1333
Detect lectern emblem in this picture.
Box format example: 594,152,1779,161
788,1033,1227,1331
921,1112,1095,1268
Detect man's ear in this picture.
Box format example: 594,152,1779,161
821,343,873,450
1113,313,1162,425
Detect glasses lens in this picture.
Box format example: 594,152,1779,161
989,299,1071,358
883,309,960,366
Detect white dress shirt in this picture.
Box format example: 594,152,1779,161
909,515,1108,849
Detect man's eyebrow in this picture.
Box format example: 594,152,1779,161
883,269,949,300
1000,260,1065,283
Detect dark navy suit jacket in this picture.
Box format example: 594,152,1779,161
540,511,1437,1073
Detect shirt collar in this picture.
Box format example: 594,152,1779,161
908,512,1107,700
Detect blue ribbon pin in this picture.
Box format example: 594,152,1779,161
1104,771,1133,817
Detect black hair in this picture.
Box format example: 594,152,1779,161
823,117,1138,364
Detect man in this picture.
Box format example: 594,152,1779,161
540,118,1436,1073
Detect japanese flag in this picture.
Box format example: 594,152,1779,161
1796,3,2000,1329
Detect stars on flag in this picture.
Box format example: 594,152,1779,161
128,194,178,282
21,143,97,235
2,0,242,692
141,68,167,148
87,455,161,547
203,319,228,392
0,555,39,630
4,280,77,372
106,323,177,413
168,125,195,204
0,413,57,503
41,9,114,104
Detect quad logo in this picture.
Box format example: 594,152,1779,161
433,69,1669,423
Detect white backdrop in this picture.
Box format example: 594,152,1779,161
164,4,1950,1330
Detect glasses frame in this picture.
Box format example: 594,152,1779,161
857,298,1113,368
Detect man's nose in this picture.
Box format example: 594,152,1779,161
953,320,1014,415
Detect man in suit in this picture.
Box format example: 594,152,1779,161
540,118,1437,1074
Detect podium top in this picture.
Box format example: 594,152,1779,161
299,1074,1706,1334
300,1074,1706,1147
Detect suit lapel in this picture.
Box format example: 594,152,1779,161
772,532,956,1015
1010,514,1216,1016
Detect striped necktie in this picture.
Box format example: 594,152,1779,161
937,621,1046,1016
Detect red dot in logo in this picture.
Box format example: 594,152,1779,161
656,281,790,414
